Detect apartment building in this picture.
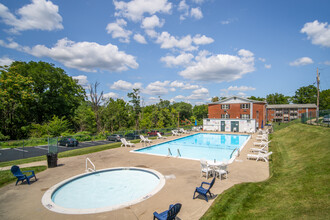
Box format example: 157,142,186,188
206,96,266,131
266,104,317,122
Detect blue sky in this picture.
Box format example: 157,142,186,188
0,0,329,105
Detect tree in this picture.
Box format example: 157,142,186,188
248,96,265,101
319,89,330,110
193,105,208,121
88,82,103,132
211,96,219,102
73,102,96,133
102,98,131,132
292,85,317,104
0,66,36,139
266,93,290,104
172,102,193,124
127,89,141,130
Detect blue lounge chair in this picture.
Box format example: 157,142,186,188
11,165,37,185
153,203,182,220
193,177,215,202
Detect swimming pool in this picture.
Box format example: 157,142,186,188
42,167,165,214
133,133,250,163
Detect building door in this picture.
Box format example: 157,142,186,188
231,121,239,132
221,121,225,131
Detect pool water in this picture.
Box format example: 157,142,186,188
134,133,249,162
42,167,165,214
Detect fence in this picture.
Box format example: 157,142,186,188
301,109,330,127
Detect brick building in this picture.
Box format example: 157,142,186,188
207,96,267,129
266,104,317,122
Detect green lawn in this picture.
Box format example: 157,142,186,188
202,122,330,219
0,166,47,188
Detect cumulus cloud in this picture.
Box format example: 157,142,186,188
72,75,89,89
174,95,185,99
289,57,314,66
1,38,139,72
0,56,14,66
190,7,203,19
143,80,170,95
259,57,266,62
0,0,63,33
193,34,214,45
160,53,194,67
133,33,147,44
179,49,255,82
301,20,330,47
170,80,199,90
106,19,132,43
141,15,164,29
114,0,172,22
110,80,142,91
225,86,256,91
186,87,209,100
103,92,119,99
264,64,271,69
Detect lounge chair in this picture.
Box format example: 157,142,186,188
153,203,182,220
253,140,271,147
193,177,216,202
140,135,152,143
256,134,268,141
171,130,180,136
11,165,37,185
179,128,190,134
200,159,212,179
157,132,167,139
120,138,135,147
247,152,273,162
213,163,228,180
250,145,268,154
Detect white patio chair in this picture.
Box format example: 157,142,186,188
200,159,212,179
140,135,152,143
120,138,135,147
213,163,228,180
247,152,273,162
157,132,167,139
250,145,268,154
171,130,181,136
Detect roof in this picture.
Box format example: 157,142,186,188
209,96,266,105
266,104,317,109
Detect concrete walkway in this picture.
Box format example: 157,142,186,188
0,132,269,220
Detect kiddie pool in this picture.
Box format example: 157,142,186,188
42,167,165,214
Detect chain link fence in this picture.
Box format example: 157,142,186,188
301,109,330,127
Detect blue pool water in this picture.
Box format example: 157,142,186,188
134,133,249,162
49,168,163,212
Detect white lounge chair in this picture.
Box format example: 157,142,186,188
179,128,190,134
157,132,167,139
253,140,271,147
247,152,273,162
120,138,135,147
213,163,228,180
250,145,268,154
200,159,212,179
172,130,181,136
140,135,152,143
256,134,268,141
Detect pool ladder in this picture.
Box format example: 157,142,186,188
86,157,96,173
230,148,240,159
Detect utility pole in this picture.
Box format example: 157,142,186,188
316,67,320,123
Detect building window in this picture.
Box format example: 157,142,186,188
241,114,250,119
221,114,230,119
221,104,230,109
240,103,250,109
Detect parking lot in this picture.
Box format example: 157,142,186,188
0,140,113,162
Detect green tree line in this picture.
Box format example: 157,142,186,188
0,61,328,140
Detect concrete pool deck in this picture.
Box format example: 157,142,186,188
0,132,270,220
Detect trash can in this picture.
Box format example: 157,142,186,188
47,153,58,168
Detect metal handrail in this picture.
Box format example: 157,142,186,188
167,148,172,157
230,147,239,158
177,149,181,157
86,157,96,172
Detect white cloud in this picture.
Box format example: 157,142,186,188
193,34,214,45
143,80,170,95
226,86,256,91
259,57,266,62
264,64,271,69
145,29,158,38
170,80,199,90
156,31,197,51
8,38,139,72
103,92,119,99
106,19,132,43
133,33,147,44
190,7,203,19
0,56,14,66
174,95,185,99
191,0,205,4
0,0,63,34
289,57,314,66
111,80,142,91
141,15,164,29
301,20,330,47
186,87,209,100
179,49,255,82
72,75,89,89
237,92,246,97
160,53,194,67
114,0,172,22
178,0,189,21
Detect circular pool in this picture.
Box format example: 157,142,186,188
42,167,165,214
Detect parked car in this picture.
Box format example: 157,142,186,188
107,134,123,142
323,114,330,123
147,130,164,136
59,137,79,147
124,133,140,140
